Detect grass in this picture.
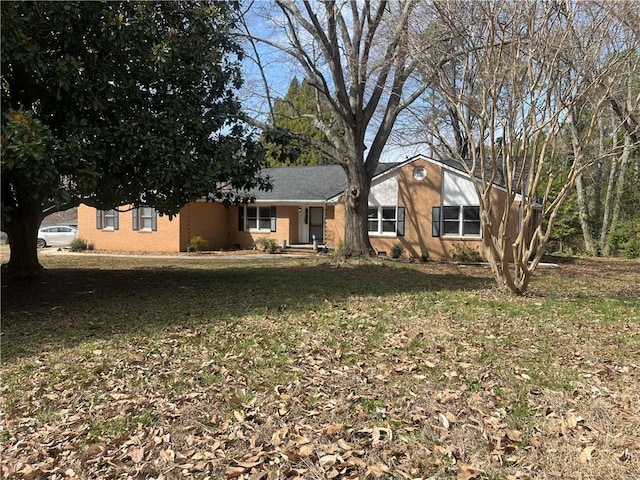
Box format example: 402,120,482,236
1,251,639,479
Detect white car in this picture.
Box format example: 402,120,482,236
37,225,78,248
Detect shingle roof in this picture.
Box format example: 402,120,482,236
249,162,401,202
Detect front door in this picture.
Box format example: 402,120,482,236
309,207,324,243
298,207,309,244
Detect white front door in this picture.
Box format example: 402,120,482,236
298,206,309,244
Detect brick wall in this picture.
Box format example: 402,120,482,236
179,201,229,251
228,204,298,249
325,158,522,260
77,204,181,252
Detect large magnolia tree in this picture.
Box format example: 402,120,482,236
412,0,638,293
242,0,430,256
1,1,267,276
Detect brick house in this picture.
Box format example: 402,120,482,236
77,154,525,259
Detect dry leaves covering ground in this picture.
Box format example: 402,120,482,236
1,253,639,480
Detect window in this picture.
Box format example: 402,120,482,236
368,206,405,236
259,207,272,230
433,206,480,237
132,207,157,231
382,207,398,233
246,206,258,229
96,209,119,230
432,206,441,237
238,206,276,232
413,166,427,180
368,208,379,233
443,206,461,235
462,206,481,235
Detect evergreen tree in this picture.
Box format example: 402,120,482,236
264,78,332,166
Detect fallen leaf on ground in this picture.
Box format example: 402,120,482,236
580,445,596,463
457,464,484,480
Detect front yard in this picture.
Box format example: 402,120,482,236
1,253,639,479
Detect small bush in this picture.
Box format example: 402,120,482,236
87,242,95,251
254,237,279,254
610,223,640,259
69,238,88,252
451,244,482,263
188,236,208,252
390,242,404,259
420,249,430,262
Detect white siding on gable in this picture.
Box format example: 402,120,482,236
369,171,398,206
442,169,479,206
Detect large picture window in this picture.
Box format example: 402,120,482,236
433,205,481,237
238,206,276,232
368,206,405,236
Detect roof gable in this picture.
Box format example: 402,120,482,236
241,154,528,204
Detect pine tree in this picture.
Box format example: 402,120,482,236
265,78,332,166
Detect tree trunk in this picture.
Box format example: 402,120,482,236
602,133,632,256
574,172,597,255
3,203,44,278
569,110,597,256
599,129,619,252
341,161,374,258
593,116,605,238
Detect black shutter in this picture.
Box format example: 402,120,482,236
113,210,119,230
238,206,244,231
96,210,103,229
270,206,277,232
151,209,157,231
432,206,441,237
397,207,405,237
132,208,139,230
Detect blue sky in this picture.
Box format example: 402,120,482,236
236,2,430,163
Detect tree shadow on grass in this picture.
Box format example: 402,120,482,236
1,262,493,362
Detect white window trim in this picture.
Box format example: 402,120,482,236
139,207,155,231
368,206,399,237
442,205,482,238
103,211,117,230
243,205,274,232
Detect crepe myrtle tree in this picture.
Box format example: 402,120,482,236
1,1,268,276
241,0,432,257
411,0,637,293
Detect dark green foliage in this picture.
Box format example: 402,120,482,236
1,1,267,273
610,221,640,258
390,243,404,259
548,190,583,254
613,166,640,258
539,159,583,254
451,244,482,263
263,78,332,166
254,237,279,253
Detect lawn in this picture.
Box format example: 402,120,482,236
1,252,639,479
